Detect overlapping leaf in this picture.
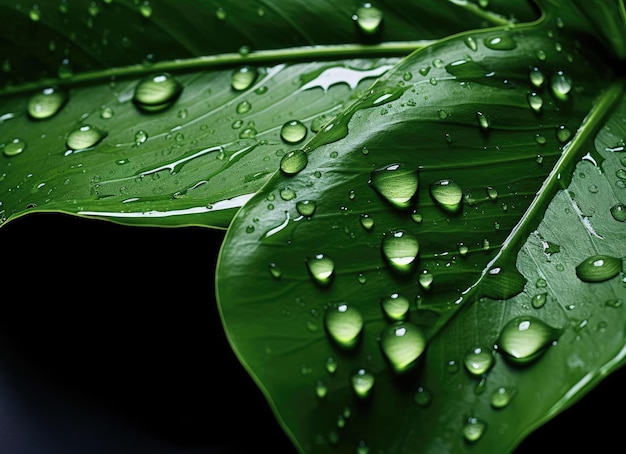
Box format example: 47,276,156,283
216,10,625,454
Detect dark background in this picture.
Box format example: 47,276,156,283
0,212,622,453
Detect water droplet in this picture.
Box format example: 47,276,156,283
381,230,419,273
606,299,623,308
379,322,426,374
464,36,478,51
410,210,423,224
352,3,383,36
556,125,571,143
325,356,338,374
66,124,107,150
463,416,487,442
351,369,375,398
139,0,153,18
529,66,545,87
296,200,316,217
236,100,251,114
463,346,494,376
527,92,543,112
29,5,41,21
280,149,308,175
280,120,307,144
491,387,516,409
133,73,183,113
27,87,68,120
268,262,282,280
430,179,463,212
486,186,498,200
476,111,490,130
306,253,335,286
380,293,410,321
484,35,517,50
458,243,469,256
360,214,375,231
279,187,296,201
2,138,26,157
610,203,626,222
57,58,73,79
368,163,418,209
100,106,114,119
134,130,148,145
418,270,433,290
575,255,622,283
324,303,363,349
496,316,561,364
413,386,432,406
531,292,547,308
550,70,572,101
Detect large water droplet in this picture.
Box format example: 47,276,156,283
352,3,383,36
66,124,107,150
496,316,561,364
463,346,495,376
296,200,317,217
379,322,426,374
575,255,622,283
280,120,307,144
360,213,375,231
280,149,308,175
324,303,363,349
27,87,68,120
368,163,418,209
550,70,572,101
490,387,516,409
231,66,258,91
381,230,419,273
418,270,433,290
133,72,183,113
527,92,543,112
610,203,626,222
2,138,26,157
531,292,547,308
306,253,335,286
463,416,487,442
529,66,545,88
430,180,462,212
380,293,410,321
351,369,375,398
556,125,572,143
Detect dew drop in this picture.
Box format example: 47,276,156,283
556,125,572,143
491,387,516,409
315,380,328,399
381,230,419,273
535,134,547,145
418,270,433,290
280,149,308,175
324,303,363,349
531,292,547,309
527,92,543,112
463,416,486,442
133,72,182,113
464,36,478,51
610,203,626,222
496,315,561,364
134,130,148,145
430,179,463,212
66,124,107,150
279,187,296,201
352,3,383,36
458,243,469,256
268,262,282,280
296,200,317,217
236,100,251,114
351,369,375,398
485,186,498,200
463,346,494,376
413,386,432,406
379,322,426,374
476,111,490,130
529,66,545,88
380,293,410,321
368,163,418,209
484,35,517,50
325,356,338,374
231,65,258,91
360,213,375,231
280,120,307,144
617,169,626,180
306,253,335,286
27,87,68,120
2,138,26,157
575,255,622,283
550,70,572,101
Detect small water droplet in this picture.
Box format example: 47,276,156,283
315,380,328,399
133,72,182,113
27,87,68,120
280,120,307,144
236,100,251,114
296,200,316,217
605,299,623,308
230,66,258,91
476,111,490,130
484,35,517,50
556,125,572,143
413,386,431,406
490,387,515,409
268,262,282,280
351,369,375,398
379,322,426,374
57,58,73,79
527,92,543,112
418,270,433,290
280,149,308,175
616,169,626,180
550,70,572,101
306,253,335,286
610,203,626,222
324,303,363,349
463,346,494,376
529,66,545,87
430,179,463,212
360,214,375,231
368,163,418,209
463,416,487,442
325,356,338,374
352,3,383,36
464,36,478,51
380,293,410,321
381,230,419,273
279,187,296,201
531,292,547,308
458,243,469,256
66,124,107,150
496,315,561,364
2,138,26,157
134,130,148,145
100,106,114,119
575,255,622,283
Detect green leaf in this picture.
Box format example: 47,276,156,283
216,10,625,454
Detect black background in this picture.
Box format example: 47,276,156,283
0,212,622,453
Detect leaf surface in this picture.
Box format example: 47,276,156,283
216,10,626,454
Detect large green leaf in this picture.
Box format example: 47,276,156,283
216,7,625,454
0,0,537,229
